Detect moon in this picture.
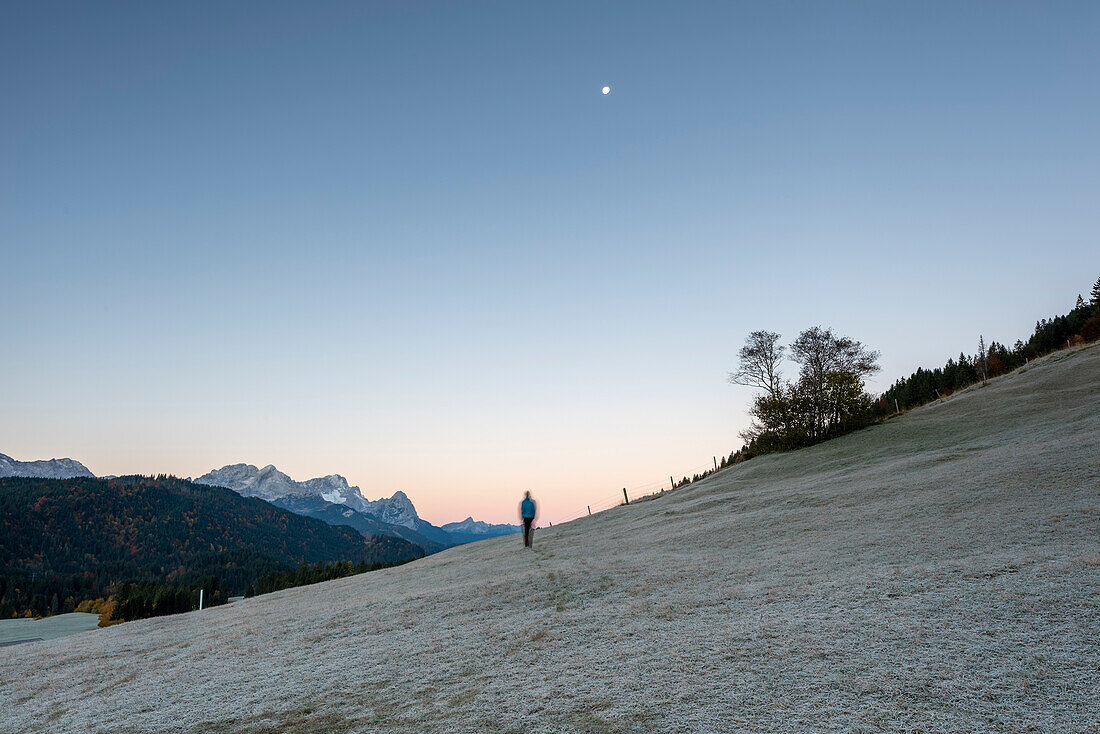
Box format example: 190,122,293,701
602,86,611,95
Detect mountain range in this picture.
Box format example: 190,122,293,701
192,463,515,549
440,517,526,544
0,453,519,551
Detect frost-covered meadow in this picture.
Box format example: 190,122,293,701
2,344,1098,733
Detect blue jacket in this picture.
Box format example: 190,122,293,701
520,498,536,519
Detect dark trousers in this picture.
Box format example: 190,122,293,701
522,518,533,547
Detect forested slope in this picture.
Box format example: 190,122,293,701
0,476,423,618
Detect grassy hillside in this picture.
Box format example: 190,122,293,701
1,344,1097,732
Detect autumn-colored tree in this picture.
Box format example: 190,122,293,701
1082,313,1100,342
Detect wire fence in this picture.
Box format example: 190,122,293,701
556,456,730,525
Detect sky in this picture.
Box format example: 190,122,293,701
2,1,1098,525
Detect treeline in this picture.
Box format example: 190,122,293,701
717,276,1100,469
0,549,285,620
245,559,404,598
1,554,411,623
882,288,1100,411
109,576,231,622
26,563,413,625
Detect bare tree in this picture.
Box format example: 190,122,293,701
977,334,988,383
728,331,785,399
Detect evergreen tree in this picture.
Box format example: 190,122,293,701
1091,276,1100,308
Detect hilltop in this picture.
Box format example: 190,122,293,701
1,344,1097,732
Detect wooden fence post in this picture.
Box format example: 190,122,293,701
623,488,629,505
587,505,591,516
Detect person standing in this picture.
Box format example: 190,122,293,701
519,491,536,548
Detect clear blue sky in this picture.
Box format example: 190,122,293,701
3,1,1097,524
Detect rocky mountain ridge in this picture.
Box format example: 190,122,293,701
0,453,94,480
192,463,517,548
441,517,521,542
192,464,423,529
1,454,518,548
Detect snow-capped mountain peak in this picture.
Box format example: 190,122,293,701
194,463,300,501
360,490,420,527
301,474,364,509
0,453,95,479
193,463,425,530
